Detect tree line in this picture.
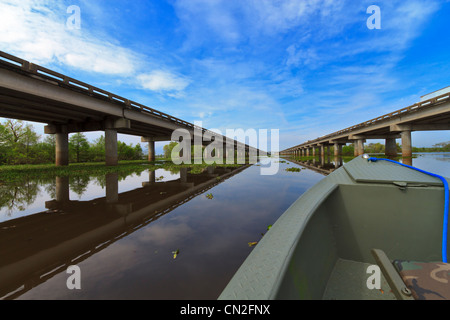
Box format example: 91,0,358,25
0,119,145,165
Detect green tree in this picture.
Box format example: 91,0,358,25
69,133,90,163
36,135,56,164
133,143,144,160
2,120,40,164
163,141,179,159
89,135,105,162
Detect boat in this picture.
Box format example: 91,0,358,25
219,155,449,300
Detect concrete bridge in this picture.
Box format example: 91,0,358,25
281,87,450,161
0,51,259,166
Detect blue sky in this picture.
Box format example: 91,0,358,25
0,0,449,153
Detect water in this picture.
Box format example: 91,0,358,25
0,154,447,300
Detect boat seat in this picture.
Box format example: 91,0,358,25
371,249,450,300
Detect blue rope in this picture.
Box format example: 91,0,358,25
367,157,449,263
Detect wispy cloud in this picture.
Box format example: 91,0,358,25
137,71,190,93
0,0,190,96
0,0,137,75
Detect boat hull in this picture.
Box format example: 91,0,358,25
219,156,449,300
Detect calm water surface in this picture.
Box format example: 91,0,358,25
0,153,448,299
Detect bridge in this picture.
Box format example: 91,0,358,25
0,51,260,166
280,87,450,162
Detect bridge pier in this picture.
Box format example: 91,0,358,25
385,137,397,157
55,130,69,167
333,143,342,156
148,141,155,162
105,129,118,166
354,139,365,156
401,130,412,158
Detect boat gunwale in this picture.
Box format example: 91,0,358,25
218,156,449,300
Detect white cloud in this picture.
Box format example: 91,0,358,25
137,71,190,93
173,0,344,48
0,0,194,99
0,0,137,76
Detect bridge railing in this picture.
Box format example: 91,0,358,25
0,50,209,135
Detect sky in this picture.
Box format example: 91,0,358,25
0,0,449,154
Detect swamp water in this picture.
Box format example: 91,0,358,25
0,153,448,299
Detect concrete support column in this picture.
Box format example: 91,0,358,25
306,148,310,157
320,145,325,157
385,138,397,157
334,143,342,156
354,140,364,156
353,141,358,157
55,130,69,166
105,129,118,166
357,139,365,156
148,141,155,162
401,130,412,158
312,147,316,157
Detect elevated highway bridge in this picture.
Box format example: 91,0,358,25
281,87,450,161
0,51,259,166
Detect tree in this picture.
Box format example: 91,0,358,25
133,143,144,160
163,141,179,159
1,120,40,164
34,135,56,164
69,133,90,163
0,123,12,164
89,135,105,162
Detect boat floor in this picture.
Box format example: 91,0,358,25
323,259,396,300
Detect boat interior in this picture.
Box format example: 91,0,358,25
273,182,446,300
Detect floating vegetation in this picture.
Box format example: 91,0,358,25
0,160,243,184
206,193,214,199
172,249,180,259
285,167,301,172
249,225,274,248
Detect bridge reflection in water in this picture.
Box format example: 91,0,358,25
0,165,249,299
286,155,345,176
286,153,415,175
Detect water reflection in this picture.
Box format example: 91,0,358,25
0,165,249,299
288,156,345,175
